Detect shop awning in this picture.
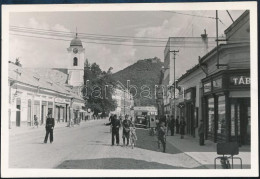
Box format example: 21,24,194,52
229,91,250,98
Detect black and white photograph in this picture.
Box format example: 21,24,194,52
1,2,258,177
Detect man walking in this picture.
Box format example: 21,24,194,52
44,113,55,144
158,122,166,153
180,117,186,139
176,116,180,134
106,114,121,146
198,119,205,145
170,115,175,136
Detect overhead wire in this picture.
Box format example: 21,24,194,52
10,33,218,48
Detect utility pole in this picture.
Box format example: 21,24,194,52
169,50,179,119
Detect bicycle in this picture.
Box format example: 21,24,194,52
220,156,231,169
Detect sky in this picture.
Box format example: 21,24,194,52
9,10,245,73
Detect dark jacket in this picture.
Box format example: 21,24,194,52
158,126,166,140
106,117,120,129
198,122,204,134
170,118,175,128
180,120,186,135
122,119,131,133
46,118,55,129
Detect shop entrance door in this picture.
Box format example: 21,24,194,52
41,105,47,125
230,98,250,145
186,102,195,137
16,104,21,127
16,98,21,127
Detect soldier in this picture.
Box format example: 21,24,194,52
106,114,121,146
44,113,55,144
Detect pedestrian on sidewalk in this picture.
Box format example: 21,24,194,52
44,113,55,144
122,115,131,146
180,117,186,139
170,115,175,136
166,115,171,136
105,114,121,146
158,122,166,153
34,115,39,128
198,119,205,145
176,116,180,134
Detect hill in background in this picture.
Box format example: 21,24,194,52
112,57,163,106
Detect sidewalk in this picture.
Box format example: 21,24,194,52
165,133,251,169
9,119,99,137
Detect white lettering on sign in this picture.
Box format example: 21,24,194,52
231,76,250,85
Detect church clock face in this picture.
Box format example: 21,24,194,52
73,48,78,54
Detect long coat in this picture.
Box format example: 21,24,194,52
180,120,186,135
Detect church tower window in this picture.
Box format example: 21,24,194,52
73,57,78,66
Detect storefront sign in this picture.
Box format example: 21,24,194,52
55,98,66,103
230,76,250,86
204,82,211,93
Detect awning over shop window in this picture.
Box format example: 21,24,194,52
229,91,250,98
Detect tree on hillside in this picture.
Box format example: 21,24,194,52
83,61,117,116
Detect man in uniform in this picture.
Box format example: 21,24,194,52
44,113,55,144
106,114,121,146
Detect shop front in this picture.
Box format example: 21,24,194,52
202,69,250,145
55,97,70,123
184,87,196,137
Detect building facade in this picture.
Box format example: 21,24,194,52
9,34,86,128
111,88,134,117
175,10,250,146
162,32,214,117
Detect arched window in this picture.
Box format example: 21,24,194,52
73,57,78,66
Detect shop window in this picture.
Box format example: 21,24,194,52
230,104,236,136
217,96,226,135
208,97,214,133
204,82,211,93
213,78,222,90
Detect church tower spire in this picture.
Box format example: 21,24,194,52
66,28,85,87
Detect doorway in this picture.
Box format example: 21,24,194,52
16,98,21,127
186,102,195,137
230,98,250,145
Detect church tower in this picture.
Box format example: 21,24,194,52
67,33,85,86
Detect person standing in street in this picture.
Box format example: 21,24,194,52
180,117,186,139
44,113,55,144
166,115,171,136
34,115,39,128
170,115,175,136
158,122,166,153
198,119,205,145
122,115,131,146
176,116,180,134
106,114,121,146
